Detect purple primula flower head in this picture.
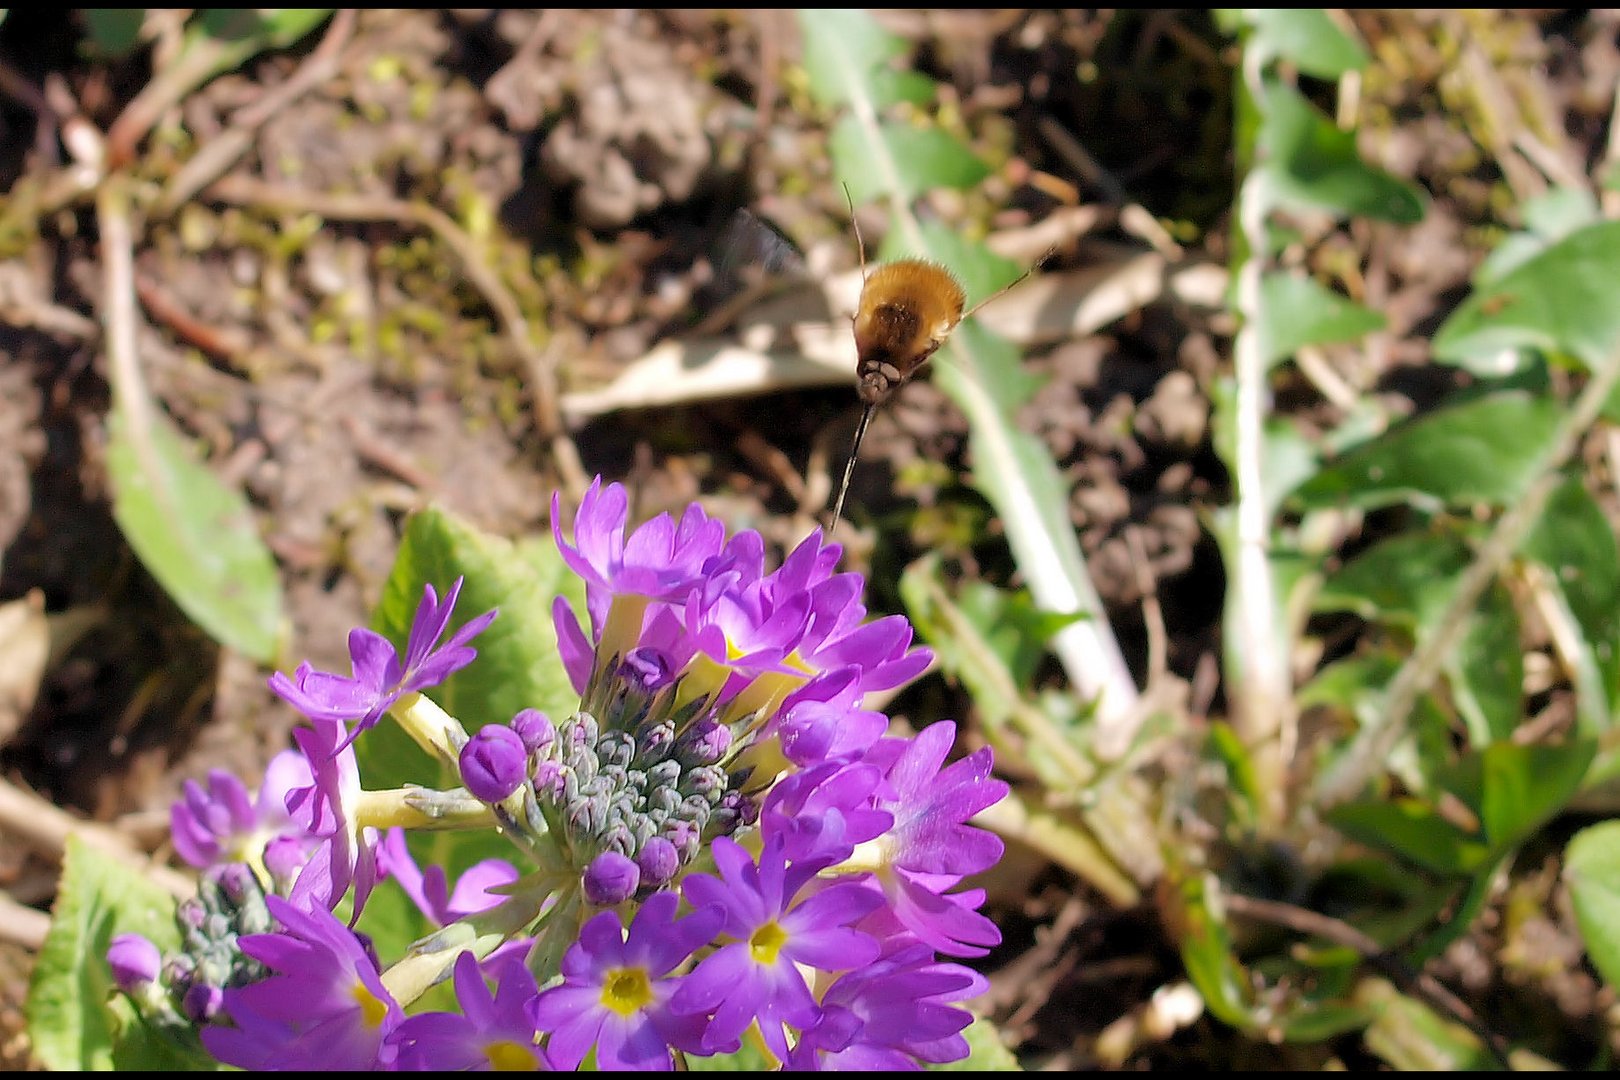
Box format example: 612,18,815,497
672,835,884,1061
855,721,1008,958
377,828,518,927
389,951,550,1071
107,933,161,994
460,724,528,803
784,942,987,1070
267,576,495,741
201,896,402,1072
529,890,725,1071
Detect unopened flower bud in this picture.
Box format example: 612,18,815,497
635,836,680,888
511,709,555,756
107,934,161,994
459,725,528,803
582,851,640,906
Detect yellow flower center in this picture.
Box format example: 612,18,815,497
351,980,390,1029
750,920,789,965
483,1040,540,1071
601,966,654,1017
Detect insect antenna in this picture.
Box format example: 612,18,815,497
829,401,876,531
959,246,1056,323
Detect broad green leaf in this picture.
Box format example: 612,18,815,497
1477,740,1594,854
1314,530,1472,632
83,9,146,55
1435,220,1620,371
797,8,911,110
832,117,991,205
1298,650,1402,712
1566,820,1620,990
1475,186,1601,286
106,404,283,662
1522,476,1620,731
1326,798,1490,876
1243,9,1368,78
25,835,199,1070
950,581,1084,686
1446,582,1522,748
1259,83,1425,224
1257,272,1385,367
360,508,586,793
1292,392,1563,511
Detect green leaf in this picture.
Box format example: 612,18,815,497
1259,82,1425,224
1359,979,1501,1070
798,8,913,110
83,9,146,55
1446,582,1522,748
1292,392,1563,512
25,835,192,1070
1257,272,1385,367
1327,798,1490,876
1566,820,1620,990
359,508,586,793
1170,870,1257,1032
1521,476,1620,730
1477,740,1594,854
1314,529,1474,636
832,117,991,205
106,404,283,662
1243,9,1368,78
1435,220,1620,371
194,8,330,48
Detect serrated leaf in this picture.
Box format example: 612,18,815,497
26,835,191,1070
1258,272,1385,367
1566,820,1620,990
106,404,283,662
1292,392,1563,511
1260,82,1425,224
1244,9,1368,78
832,116,991,205
1435,220,1620,371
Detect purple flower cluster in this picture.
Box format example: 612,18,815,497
110,478,1008,1071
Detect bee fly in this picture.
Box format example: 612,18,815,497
830,191,1044,529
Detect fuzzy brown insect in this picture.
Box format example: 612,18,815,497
829,199,1041,529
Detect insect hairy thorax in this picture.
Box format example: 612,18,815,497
852,259,966,405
